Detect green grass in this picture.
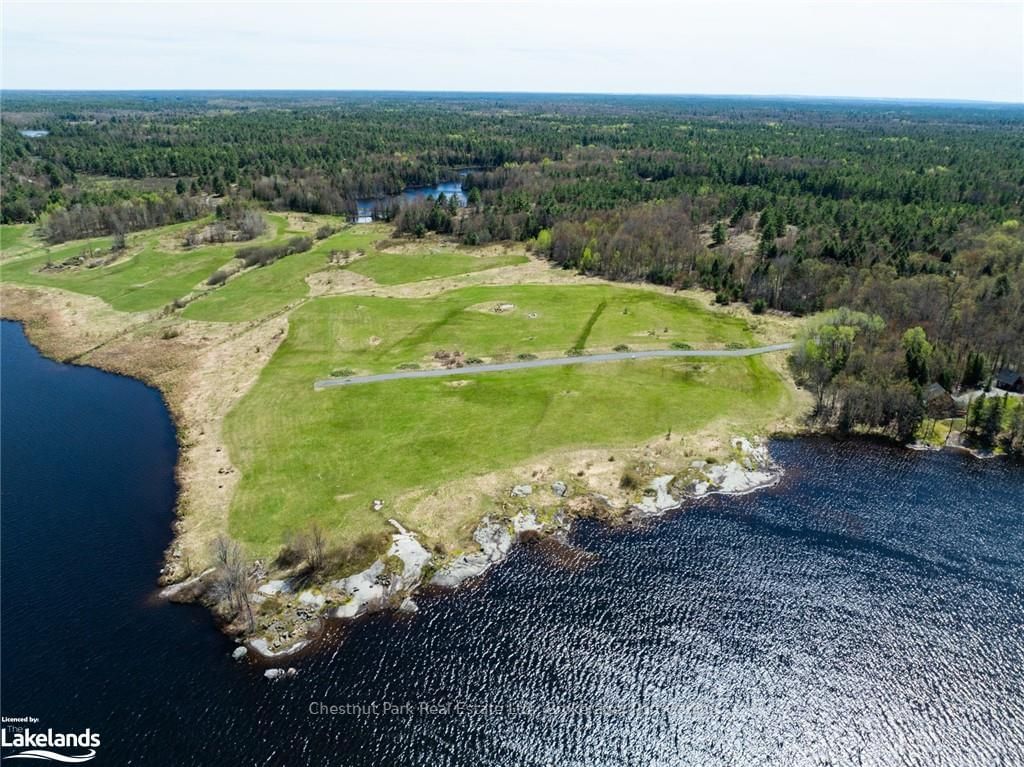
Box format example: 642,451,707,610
181,224,386,322
0,220,239,312
0,224,31,254
344,249,527,285
0,215,363,316
2,215,795,558
571,300,607,351
224,284,788,553
916,417,966,446
284,284,753,377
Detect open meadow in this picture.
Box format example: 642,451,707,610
0,212,801,561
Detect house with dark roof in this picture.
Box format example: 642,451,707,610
994,369,1024,394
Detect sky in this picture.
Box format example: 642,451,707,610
2,1,1022,102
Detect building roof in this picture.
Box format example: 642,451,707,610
923,382,949,401
995,368,1023,386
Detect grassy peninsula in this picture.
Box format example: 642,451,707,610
1,208,803,650
10,91,1020,654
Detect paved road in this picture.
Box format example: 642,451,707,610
314,342,793,390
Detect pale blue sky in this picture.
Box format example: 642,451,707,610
2,1,1022,102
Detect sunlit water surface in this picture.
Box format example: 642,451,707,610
2,320,1022,765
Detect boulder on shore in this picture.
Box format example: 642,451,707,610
399,597,419,613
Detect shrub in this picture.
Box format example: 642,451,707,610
671,341,692,350
619,469,641,490
274,534,306,568
517,353,538,361
236,209,267,240
236,236,312,268
324,531,391,578
751,298,767,314
613,344,630,352
206,269,229,286
382,554,405,577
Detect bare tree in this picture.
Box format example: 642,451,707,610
212,536,254,630
307,524,326,573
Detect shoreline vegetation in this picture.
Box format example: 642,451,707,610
1,212,810,662
2,93,1021,665
3,211,1018,664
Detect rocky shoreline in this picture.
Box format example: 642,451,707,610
191,436,782,666
1,284,791,673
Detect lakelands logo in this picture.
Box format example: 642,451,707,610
0,721,100,763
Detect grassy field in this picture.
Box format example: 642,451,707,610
224,284,790,553
0,219,231,311
181,225,385,322
0,215,343,315
3,219,539,321
1,216,800,562
0,224,31,254
285,284,755,377
343,249,527,285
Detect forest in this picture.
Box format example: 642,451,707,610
3,92,1022,448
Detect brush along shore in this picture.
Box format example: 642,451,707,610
1,217,808,661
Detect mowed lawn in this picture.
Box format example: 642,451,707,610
0,215,354,315
181,225,386,322
0,224,34,256
344,249,527,285
284,284,754,378
0,219,233,312
224,284,789,553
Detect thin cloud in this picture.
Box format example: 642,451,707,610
2,1,1021,101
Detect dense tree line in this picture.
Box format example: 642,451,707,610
39,194,211,244
3,93,1022,445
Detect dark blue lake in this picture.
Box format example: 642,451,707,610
2,318,1023,765
355,180,469,223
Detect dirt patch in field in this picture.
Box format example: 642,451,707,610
378,238,525,259
305,267,378,296
170,316,290,569
464,301,519,315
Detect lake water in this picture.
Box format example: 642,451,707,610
355,180,468,223
18,130,49,138
2,318,1023,765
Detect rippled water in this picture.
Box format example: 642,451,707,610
2,320,1023,765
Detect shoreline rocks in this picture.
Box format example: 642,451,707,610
632,437,781,518
158,567,217,602
248,637,310,659
429,517,515,588
237,436,782,664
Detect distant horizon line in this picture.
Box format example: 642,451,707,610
2,88,1022,107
